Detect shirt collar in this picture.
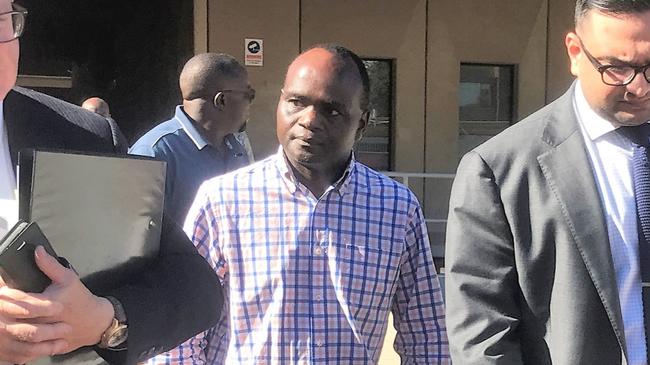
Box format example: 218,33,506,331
0,101,4,131
573,81,619,142
174,106,209,150
274,147,357,196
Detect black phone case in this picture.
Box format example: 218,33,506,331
0,221,58,293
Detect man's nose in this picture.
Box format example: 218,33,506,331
626,70,650,99
297,106,324,130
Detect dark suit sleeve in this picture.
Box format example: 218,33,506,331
445,151,523,364
95,215,223,364
106,117,129,153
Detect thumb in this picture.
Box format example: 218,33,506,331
0,268,7,287
34,246,71,284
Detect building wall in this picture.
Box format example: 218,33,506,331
424,0,550,245
547,0,577,101
206,0,300,160
200,0,574,221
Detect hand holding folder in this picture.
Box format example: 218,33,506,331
0,149,166,364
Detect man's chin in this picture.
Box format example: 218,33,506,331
611,111,650,127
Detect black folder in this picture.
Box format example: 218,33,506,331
17,149,166,365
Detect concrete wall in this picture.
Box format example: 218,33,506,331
423,0,550,251
301,0,428,177
547,0,577,101
206,0,300,160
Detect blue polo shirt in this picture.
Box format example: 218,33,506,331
129,106,249,223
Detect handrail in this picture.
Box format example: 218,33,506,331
380,171,456,224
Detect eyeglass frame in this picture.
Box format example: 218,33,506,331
219,88,256,102
0,3,28,44
577,35,650,86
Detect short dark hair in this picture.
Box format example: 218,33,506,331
180,53,247,100
303,43,370,111
575,0,650,24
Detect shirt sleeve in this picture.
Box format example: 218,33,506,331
144,184,226,364
142,331,210,364
391,202,450,364
183,182,228,282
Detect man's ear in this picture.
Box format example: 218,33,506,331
213,92,226,110
565,31,582,77
354,110,370,143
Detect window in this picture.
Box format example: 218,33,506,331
458,63,516,157
356,59,394,171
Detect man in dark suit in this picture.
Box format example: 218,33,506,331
0,1,221,364
446,0,650,364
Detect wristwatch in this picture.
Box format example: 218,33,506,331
98,296,128,349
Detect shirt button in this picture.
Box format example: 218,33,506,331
315,294,322,301
314,246,322,255
316,340,324,347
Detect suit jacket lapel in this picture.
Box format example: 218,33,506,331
537,83,627,357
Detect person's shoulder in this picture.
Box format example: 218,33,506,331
7,87,107,126
130,118,185,155
471,87,574,161
6,87,123,151
353,162,420,203
201,154,275,190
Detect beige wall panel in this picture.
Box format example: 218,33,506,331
426,0,548,174
301,0,427,176
547,0,575,102
425,0,548,231
194,0,208,53
518,0,549,120
208,0,300,159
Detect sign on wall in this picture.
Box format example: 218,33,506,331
244,38,263,67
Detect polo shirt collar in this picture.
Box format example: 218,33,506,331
174,106,209,150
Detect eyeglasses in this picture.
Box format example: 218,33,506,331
220,88,255,102
0,4,27,43
578,35,650,86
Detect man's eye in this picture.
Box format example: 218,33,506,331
287,99,304,108
329,109,341,117
606,66,632,77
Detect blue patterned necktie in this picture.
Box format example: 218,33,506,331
618,123,650,354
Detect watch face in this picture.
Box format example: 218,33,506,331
106,324,128,348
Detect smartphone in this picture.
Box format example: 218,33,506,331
0,221,58,293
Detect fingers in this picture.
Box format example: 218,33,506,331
3,321,71,343
0,287,63,320
0,337,68,364
34,246,74,285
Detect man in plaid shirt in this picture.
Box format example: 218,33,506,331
147,44,449,364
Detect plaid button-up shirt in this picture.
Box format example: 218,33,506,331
146,149,449,364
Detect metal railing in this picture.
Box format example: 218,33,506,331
381,171,456,224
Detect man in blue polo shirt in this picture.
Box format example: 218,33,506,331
130,53,254,222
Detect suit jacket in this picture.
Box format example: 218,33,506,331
445,82,628,364
4,87,223,364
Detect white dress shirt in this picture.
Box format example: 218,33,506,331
0,101,18,238
574,81,647,365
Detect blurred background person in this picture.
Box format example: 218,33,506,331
130,53,254,223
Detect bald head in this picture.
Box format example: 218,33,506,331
180,53,247,100
287,44,370,111
81,97,110,118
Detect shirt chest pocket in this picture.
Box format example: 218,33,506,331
326,231,403,314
